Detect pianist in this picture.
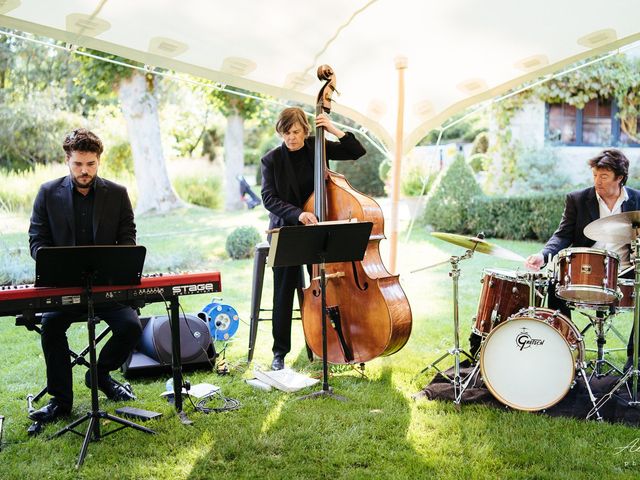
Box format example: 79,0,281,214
27,129,141,423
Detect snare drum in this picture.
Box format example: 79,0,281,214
480,307,583,411
616,278,635,310
556,248,619,305
473,268,543,336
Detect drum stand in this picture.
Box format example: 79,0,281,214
579,309,624,379
417,248,477,404
587,237,640,420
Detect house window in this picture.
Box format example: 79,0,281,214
548,104,576,143
545,98,639,147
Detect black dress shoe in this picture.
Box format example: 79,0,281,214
28,401,71,423
85,371,136,401
271,355,285,371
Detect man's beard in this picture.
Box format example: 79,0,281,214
72,174,96,188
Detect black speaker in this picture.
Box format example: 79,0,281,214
121,315,216,378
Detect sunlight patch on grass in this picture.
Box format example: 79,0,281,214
260,397,286,434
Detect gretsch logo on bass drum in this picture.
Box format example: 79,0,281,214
172,283,215,295
515,327,545,351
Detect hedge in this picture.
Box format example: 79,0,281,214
465,193,566,241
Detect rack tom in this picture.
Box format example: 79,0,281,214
556,248,619,305
473,268,543,336
615,278,636,311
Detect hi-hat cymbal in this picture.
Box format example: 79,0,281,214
431,232,525,261
584,211,640,244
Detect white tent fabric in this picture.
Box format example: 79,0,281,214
2,0,640,151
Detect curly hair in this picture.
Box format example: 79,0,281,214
588,149,629,185
62,129,104,158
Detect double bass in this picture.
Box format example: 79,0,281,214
301,65,412,364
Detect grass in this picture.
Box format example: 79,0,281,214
1,206,639,479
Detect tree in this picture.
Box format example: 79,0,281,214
76,50,182,214
207,87,272,211
0,32,81,170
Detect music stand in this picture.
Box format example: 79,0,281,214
35,246,154,467
268,221,373,401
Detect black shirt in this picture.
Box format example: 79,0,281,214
289,147,314,206
72,186,95,246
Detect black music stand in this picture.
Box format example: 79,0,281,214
268,221,373,401
35,246,154,468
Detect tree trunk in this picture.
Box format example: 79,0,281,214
224,112,245,211
117,71,183,215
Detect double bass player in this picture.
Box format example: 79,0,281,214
260,107,366,370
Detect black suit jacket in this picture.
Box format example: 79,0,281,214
28,175,136,260
260,133,366,230
542,186,640,259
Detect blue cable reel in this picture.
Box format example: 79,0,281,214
200,299,240,341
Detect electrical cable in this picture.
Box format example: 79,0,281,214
187,389,240,414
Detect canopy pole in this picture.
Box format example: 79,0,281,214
389,56,407,274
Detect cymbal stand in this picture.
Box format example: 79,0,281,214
588,234,640,419
417,247,477,404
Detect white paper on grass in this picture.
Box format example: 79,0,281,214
245,378,273,391
160,382,220,398
253,367,319,393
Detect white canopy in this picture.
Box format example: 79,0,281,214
2,0,640,151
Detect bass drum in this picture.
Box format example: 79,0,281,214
480,308,583,411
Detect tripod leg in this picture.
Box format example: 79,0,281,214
455,363,480,404
586,370,635,420
415,349,455,381
51,412,92,439
578,366,602,421
76,416,98,468
102,413,155,434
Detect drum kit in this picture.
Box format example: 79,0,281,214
419,210,640,420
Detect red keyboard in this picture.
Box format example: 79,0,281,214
0,271,222,317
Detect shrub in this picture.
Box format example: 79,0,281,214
101,141,134,177
0,247,34,285
201,127,222,161
225,226,262,259
331,150,385,197
173,176,222,210
0,92,79,171
401,166,437,197
466,193,565,240
471,131,489,155
467,153,490,173
0,162,67,213
378,158,391,184
422,154,483,232
509,146,571,193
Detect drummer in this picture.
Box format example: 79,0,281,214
525,148,640,371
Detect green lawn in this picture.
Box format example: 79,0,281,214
0,206,638,479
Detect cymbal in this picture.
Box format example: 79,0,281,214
431,232,525,261
584,211,640,244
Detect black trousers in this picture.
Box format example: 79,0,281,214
271,265,305,357
40,304,142,407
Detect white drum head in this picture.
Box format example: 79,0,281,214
480,317,575,411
